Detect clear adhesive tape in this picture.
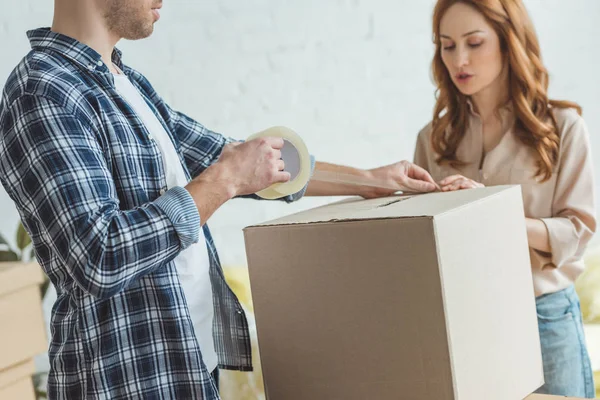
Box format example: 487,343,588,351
246,126,311,200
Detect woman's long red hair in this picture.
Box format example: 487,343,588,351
431,0,581,180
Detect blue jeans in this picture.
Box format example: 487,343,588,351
534,285,595,398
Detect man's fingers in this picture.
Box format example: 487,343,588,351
263,136,285,149
273,171,291,183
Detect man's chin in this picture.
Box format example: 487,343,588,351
122,25,154,41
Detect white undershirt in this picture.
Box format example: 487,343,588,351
112,72,218,372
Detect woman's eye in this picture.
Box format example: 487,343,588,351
443,45,455,51
469,42,482,48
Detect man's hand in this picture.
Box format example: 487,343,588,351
438,175,484,191
361,161,439,199
185,137,290,224
215,137,291,196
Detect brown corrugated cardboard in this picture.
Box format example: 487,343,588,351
244,185,544,400
0,262,47,371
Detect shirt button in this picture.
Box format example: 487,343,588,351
97,60,103,66
159,188,166,195
87,63,94,70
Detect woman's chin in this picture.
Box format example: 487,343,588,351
454,84,479,96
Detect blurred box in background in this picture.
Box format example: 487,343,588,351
0,262,47,400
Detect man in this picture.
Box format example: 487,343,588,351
0,0,437,398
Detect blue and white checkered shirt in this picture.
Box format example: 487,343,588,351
0,28,307,399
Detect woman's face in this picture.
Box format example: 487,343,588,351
439,2,505,97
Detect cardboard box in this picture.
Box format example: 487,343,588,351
0,359,36,400
0,262,47,371
244,185,544,400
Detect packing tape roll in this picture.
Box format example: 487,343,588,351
246,126,312,200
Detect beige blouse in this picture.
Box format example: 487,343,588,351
414,105,596,297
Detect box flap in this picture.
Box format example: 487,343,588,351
249,185,518,227
0,263,44,297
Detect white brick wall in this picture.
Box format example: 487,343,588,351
1,0,599,265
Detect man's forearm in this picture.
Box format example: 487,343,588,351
185,163,235,225
305,162,371,197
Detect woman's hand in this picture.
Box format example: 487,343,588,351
439,174,484,191
362,161,439,198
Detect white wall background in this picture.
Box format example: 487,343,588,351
1,0,600,381
1,1,600,264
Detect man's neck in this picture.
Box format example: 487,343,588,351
51,0,120,73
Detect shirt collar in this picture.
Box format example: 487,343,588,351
27,27,124,72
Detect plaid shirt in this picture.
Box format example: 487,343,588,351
0,28,307,399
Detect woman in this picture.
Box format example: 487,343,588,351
414,0,596,397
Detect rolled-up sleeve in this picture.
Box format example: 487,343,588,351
154,185,201,248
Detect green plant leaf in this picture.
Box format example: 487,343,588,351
32,372,48,399
16,223,31,252
0,250,19,262
34,389,48,400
